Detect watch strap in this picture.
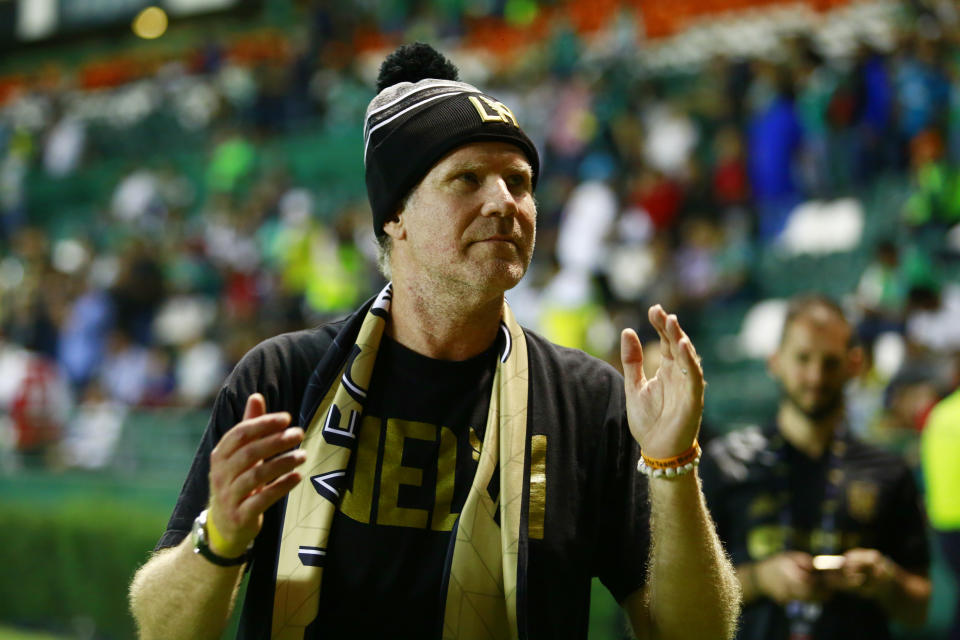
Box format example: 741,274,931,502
192,509,251,567
194,540,250,566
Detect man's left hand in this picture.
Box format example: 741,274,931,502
820,548,898,601
621,305,705,460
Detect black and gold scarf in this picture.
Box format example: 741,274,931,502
270,284,530,640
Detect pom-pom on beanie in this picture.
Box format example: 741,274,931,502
364,43,540,238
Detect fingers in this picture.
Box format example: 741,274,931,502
648,305,689,359
648,305,673,360
620,328,646,388
647,305,704,381
788,552,815,574
206,397,307,551
231,449,307,503
214,409,293,462
243,392,266,421
839,548,891,592
237,470,304,523
215,426,305,505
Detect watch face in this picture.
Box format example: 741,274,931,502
192,510,207,548
189,510,249,566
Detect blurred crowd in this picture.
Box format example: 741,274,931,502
1,0,960,472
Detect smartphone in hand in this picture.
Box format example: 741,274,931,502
812,554,846,572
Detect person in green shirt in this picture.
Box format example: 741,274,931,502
921,359,960,640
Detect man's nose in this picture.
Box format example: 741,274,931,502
480,177,519,218
804,363,827,387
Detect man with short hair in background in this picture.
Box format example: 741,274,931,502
700,294,931,640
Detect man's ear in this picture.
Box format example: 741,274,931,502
383,212,405,240
767,350,781,379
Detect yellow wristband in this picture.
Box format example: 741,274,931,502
206,510,248,558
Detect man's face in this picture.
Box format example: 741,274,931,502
385,141,536,296
769,312,859,420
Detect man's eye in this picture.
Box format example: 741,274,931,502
459,172,479,184
507,174,531,190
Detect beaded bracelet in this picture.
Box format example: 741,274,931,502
637,441,702,478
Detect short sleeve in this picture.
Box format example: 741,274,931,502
879,466,930,574
593,409,651,604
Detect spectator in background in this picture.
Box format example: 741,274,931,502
747,64,804,241
794,44,836,197
98,329,152,406
111,238,167,345
712,125,750,210
893,34,949,156
642,96,698,181
206,129,258,196
628,164,684,233
61,380,127,470
0,124,30,242
174,335,226,407
700,294,931,640
0,331,71,469
854,44,894,182
43,105,86,178
946,45,960,166
855,240,906,345
921,353,960,640
555,152,618,275
2,228,64,360
673,217,726,307
904,129,960,228
57,273,113,392
543,70,595,177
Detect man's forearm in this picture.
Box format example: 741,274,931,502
129,537,245,640
735,562,763,605
642,472,741,640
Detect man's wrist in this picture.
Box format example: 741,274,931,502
205,510,250,559
191,509,252,566
871,555,901,603
738,562,764,601
637,440,701,478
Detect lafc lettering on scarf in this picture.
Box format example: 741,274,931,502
338,416,546,537
469,95,519,127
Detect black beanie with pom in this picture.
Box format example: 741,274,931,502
363,43,539,238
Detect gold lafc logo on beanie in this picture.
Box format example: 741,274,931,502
469,95,519,127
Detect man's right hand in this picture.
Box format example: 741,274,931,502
753,551,828,604
206,393,306,557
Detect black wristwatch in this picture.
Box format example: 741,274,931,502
191,509,252,567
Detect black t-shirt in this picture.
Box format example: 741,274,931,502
156,316,650,639
699,425,930,640
313,334,497,638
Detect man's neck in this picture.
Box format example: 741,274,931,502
776,404,843,459
386,276,504,361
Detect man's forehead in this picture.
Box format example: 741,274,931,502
434,142,534,172
782,314,852,350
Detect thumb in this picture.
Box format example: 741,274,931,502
620,328,646,388
243,393,267,421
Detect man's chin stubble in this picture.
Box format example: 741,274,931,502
784,389,845,422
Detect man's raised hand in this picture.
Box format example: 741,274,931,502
206,393,306,557
620,304,705,460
